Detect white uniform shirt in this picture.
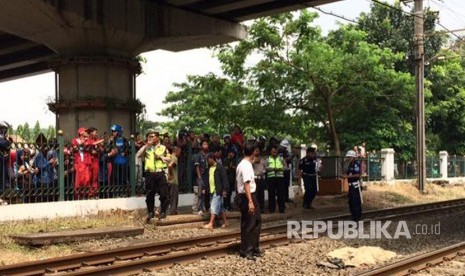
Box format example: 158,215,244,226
236,158,256,194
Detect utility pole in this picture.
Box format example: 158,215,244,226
414,0,426,193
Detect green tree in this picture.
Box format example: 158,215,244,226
8,124,13,136
428,53,465,154
160,73,251,135
356,1,446,74
46,126,55,140
16,124,24,140
215,11,415,155
32,121,41,141
22,122,31,142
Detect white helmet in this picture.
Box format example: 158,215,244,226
310,143,318,151
0,121,9,138
346,150,357,158
280,139,290,148
153,126,163,134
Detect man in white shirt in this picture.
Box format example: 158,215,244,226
236,141,262,260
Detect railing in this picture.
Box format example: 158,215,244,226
3,138,465,205
0,131,205,205
319,155,383,181
447,155,465,177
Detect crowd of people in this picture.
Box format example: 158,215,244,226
1,120,366,225
1,120,366,259
0,123,135,202
139,124,302,223
0,122,304,209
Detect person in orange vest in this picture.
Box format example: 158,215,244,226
87,127,104,199
72,127,92,199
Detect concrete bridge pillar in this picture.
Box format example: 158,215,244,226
48,57,141,141
0,0,246,141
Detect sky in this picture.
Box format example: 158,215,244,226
1,0,465,129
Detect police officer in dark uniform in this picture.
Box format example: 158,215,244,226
342,150,362,221
0,121,11,200
297,146,320,209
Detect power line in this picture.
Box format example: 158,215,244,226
305,5,358,25
369,0,465,42
430,0,465,27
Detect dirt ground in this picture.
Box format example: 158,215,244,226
1,180,464,266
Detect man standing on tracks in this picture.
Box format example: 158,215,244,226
137,128,171,222
341,150,363,221
236,141,262,260
203,153,229,229
297,145,321,209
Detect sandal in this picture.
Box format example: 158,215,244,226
221,223,229,228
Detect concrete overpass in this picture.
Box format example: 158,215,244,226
0,0,340,140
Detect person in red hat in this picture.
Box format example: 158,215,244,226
87,127,104,199
72,127,92,199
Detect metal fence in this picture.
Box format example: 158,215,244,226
4,138,465,205
319,155,383,181
0,132,206,205
394,157,436,180
0,134,143,204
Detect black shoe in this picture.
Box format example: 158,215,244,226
146,212,154,223
159,213,167,220
240,252,256,261
252,249,264,257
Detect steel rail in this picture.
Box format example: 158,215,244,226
356,241,465,276
2,198,465,276
57,234,293,276
0,224,285,276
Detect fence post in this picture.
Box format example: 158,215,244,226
129,134,136,197
439,151,448,179
58,130,64,201
380,148,395,181
299,144,306,190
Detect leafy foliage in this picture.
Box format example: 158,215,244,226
357,1,446,74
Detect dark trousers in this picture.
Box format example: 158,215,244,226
169,183,179,214
348,184,362,221
223,173,236,211
255,178,266,213
283,170,290,201
145,171,170,216
267,177,286,213
303,175,318,208
239,193,261,255
198,176,210,212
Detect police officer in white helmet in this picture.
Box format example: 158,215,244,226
0,121,11,203
341,150,362,221
279,139,293,203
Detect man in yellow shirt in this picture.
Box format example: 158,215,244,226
136,128,171,222
203,153,229,229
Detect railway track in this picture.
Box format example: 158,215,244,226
356,241,465,276
2,198,465,276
